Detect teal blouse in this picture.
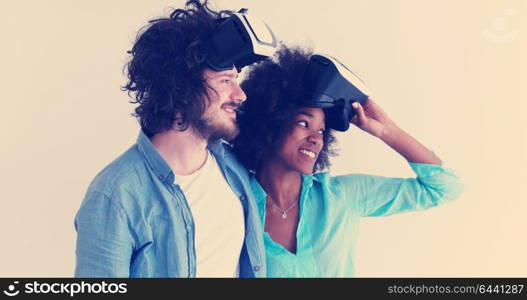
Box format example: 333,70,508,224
250,162,464,277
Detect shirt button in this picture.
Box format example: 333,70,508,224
253,266,260,272
186,225,191,231
158,175,164,180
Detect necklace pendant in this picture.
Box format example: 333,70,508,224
281,212,287,219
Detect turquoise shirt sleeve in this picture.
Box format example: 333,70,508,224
332,162,464,217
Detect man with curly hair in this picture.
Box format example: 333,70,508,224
74,0,270,277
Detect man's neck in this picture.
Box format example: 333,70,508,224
150,128,208,176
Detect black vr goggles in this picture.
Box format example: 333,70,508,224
302,54,370,132
206,9,278,72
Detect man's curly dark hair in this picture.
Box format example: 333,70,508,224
233,46,337,174
122,0,231,137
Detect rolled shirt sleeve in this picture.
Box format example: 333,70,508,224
333,162,465,217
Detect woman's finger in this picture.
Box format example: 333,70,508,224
350,114,359,125
352,102,366,125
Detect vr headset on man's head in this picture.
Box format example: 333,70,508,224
206,9,278,72
301,54,370,132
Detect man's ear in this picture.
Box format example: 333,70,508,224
172,112,185,130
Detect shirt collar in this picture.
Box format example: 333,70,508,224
136,130,173,182
207,138,226,159
249,175,267,226
249,175,267,206
137,130,228,183
250,172,320,206
250,172,320,227
301,173,320,187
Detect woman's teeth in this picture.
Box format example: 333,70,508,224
299,148,315,159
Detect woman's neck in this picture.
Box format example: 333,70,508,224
256,160,302,207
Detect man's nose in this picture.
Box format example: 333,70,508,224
231,83,247,103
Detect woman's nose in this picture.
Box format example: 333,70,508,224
307,132,322,146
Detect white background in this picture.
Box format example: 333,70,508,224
1,0,525,276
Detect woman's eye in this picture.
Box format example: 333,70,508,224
318,129,325,135
297,120,308,128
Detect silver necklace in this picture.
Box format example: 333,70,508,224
267,196,298,219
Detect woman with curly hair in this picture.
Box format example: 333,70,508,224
232,46,464,277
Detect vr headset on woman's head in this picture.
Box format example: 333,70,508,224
205,12,368,132
302,54,370,131
206,9,278,72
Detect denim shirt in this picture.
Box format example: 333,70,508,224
74,131,266,277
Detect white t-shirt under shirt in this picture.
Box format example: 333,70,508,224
175,151,245,277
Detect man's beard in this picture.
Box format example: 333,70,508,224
192,114,239,142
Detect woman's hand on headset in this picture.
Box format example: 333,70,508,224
350,98,396,139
